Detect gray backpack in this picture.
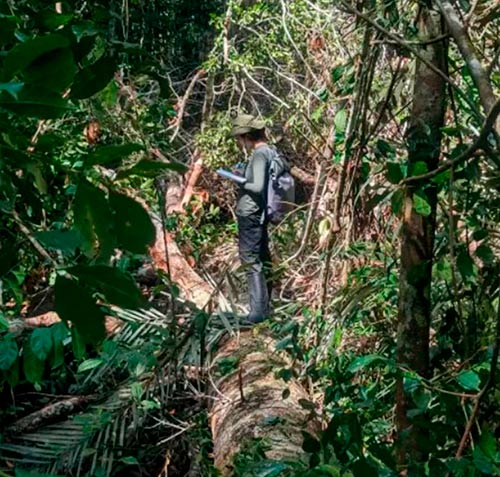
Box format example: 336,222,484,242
266,149,295,224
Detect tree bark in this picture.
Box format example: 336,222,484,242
395,6,446,469
209,330,320,476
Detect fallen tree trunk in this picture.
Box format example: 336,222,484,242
4,395,100,436
149,213,214,309
209,330,320,475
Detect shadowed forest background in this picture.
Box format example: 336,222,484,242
0,0,498,476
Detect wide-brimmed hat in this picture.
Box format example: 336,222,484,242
230,114,266,137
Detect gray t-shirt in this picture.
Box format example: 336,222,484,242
236,144,273,217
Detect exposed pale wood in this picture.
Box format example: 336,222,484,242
149,215,214,309
209,330,320,475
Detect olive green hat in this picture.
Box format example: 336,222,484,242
230,114,266,137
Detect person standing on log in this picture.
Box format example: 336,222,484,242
230,114,273,324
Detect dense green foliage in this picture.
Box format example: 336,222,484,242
0,0,499,476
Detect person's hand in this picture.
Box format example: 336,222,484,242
232,162,244,175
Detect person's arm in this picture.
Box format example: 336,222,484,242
241,151,267,193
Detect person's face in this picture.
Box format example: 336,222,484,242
236,135,248,151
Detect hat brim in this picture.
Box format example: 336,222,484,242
230,125,266,137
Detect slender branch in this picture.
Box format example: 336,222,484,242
402,99,500,185
284,164,324,264
11,210,57,266
169,69,206,143
241,67,291,109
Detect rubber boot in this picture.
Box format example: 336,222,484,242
245,271,270,324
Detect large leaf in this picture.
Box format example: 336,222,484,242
0,86,72,118
70,55,116,99
386,162,404,184
86,143,143,167
3,34,70,79
413,191,432,216
22,47,76,92
35,229,83,256
348,354,391,373
116,159,188,179
23,341,45,383
68,264,146,309
55,276,106,345
456,250,475,280
0,338,18,370
457,370,481,391
334,108,347,133
73,180,114,260
30,328,53,361
109,192,156,254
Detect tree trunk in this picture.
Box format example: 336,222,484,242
209,330,320,476
395,6,446,470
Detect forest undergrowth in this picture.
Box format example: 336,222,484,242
0,1,499,476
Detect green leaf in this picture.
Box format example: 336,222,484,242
109,192,156,254
120,456,140,466
348,354,389,373
55,276,106,345
456,250,475,280
71,327,86,359
411,161,428,176
131,382,143,402
22,47,76,93
77,358,104,373
475,244,495,266
73,180,114,260
334,108,347,133
86,143,143,167
331,65,345,82
413,191,432,216
50,322,68,369
23,340,45,383
3,34,70,78
478,428,496,459
472,229,488,241
35,229,83,255
472,447,495,475
70,55,117,99
313,465,341,477
0,312,9,332
0,338,18,370
386,162,403,184
68,265,146,309
457,370,480,391
0,86,72,118
0,82,24,99
116,159,188,179
375,139,395,158
30,328,53,361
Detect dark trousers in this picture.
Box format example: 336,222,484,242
237,213,272,322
